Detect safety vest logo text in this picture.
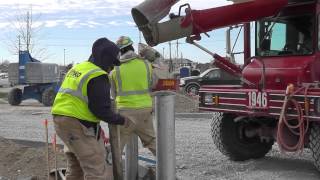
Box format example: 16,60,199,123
67,69,82,78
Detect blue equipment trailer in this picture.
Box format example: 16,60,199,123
7,51,61,106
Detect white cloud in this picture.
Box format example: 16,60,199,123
0,23,10,29
172,0,231,13
64,20,79,28
32,21,43,28
80,21,103,28
87,21,103,26
0,0,230,18
108,21,122,26
125,21,136,26
0,0,231,29
44,20,60,28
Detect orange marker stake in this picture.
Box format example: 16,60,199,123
52,133,58,180
44,119,50,180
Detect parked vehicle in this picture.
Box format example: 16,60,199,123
7,51,60,106
180,68,240,95
0,73,8,79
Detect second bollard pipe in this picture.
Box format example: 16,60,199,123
125,135,139,180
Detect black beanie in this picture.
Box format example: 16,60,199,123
90,38,120,71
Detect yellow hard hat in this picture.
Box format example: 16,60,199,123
116,36,133,49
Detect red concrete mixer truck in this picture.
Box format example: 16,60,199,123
132,0,320,171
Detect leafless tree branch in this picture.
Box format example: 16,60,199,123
4,6,48,61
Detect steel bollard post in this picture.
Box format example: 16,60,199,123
155,91,176,180
125,134,139,180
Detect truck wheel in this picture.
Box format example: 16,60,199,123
185,84,199,96
8,88,22,106
211,113,273,161
309,123,320,171
42,88,56,106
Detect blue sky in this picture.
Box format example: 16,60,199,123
0,0,251,65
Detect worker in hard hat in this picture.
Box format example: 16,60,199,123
110,36,156,155
52,37,128,180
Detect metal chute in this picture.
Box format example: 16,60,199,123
132,0,288,46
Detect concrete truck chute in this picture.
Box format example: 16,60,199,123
132,0,287,46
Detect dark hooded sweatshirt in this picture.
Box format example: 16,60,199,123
85,38,124,125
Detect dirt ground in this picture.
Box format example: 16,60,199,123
0,89,320,179
0,137,66,180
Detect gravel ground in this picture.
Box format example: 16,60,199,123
175,118,319,180
174,93,199,113
0,92,320,179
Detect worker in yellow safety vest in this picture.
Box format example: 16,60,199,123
110,36,156,155
52,37,128,180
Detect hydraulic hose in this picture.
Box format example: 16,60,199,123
277,84,310,152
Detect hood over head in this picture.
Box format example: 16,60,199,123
89,38,120,71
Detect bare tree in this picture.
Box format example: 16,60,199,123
5,6,48,61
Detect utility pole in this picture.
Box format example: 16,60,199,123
226,27,231,60
138,31,142,52
18,35,21,54
169,41,172,72
26,12,30,52
63,48,66,66
176,40,179,59
26,10,33,52
169,41,172,61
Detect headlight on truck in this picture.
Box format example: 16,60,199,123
204,93,213,104
180,79,185,86
203,93,219,105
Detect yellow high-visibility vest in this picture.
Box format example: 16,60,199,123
111,58,152,109
51,61,106,122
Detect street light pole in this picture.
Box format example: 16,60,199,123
63,48,66,66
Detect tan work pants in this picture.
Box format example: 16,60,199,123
53,115,111,180
118,108,156,155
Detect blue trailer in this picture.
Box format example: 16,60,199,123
7,51,61,106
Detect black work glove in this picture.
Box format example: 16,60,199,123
104,113,125,125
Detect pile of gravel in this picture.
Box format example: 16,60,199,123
151,92,199,113
174,93,199,113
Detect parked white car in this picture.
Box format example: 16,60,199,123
0,73,8,79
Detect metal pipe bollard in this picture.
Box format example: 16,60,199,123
125,135,139,180
155,91,176,180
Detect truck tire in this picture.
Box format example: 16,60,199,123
8,88,22,106
309,123,320,171
185,84,200,96
42,88,56,106
211,112,273,161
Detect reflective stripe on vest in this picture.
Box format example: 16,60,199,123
58,69,104,103
115,60,151,96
